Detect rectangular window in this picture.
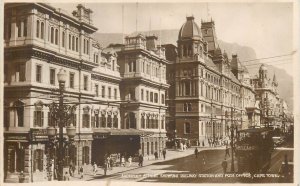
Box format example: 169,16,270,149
69,73,74,89
17,20,21,37
132,61,136,72
69,34,71,49
82,114,90,128
62,32,65,47
154,93,158,103
50,68,55,85
146,91,149,102
95,84,99,97
150,92,153,102
17,106,24,127
114,89,117,100
83,75,88,91
86,40,89,54
108,87,111,99
34,111,44,127
36,65,42,83
102,86,105,98
161,119,164,129
141,89,144,101
184,123,191,134
23,19,27,37
161,94,165,104
95,114,100,128
16,64,26,82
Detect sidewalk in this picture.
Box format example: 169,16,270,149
69,146,225,181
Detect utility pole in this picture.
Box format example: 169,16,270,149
211,99,214,143
230,105,235,172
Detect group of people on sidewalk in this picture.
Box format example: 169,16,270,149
207,137,229,147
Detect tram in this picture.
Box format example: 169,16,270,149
235,127,274,174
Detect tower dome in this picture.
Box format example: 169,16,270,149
178,16,202,40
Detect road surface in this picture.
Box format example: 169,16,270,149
101,148,293,183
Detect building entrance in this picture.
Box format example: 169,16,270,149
92,135,140,165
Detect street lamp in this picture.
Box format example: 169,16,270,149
46,68,77,181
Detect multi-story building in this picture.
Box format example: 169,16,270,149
3,3,122,182
252,64,283,128
166,16,257,146
116,34,169,157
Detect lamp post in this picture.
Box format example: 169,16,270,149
230,105,237,172
46,68,77,181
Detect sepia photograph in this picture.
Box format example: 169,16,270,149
1,1,298,185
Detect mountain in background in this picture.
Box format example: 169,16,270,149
94,30,293,111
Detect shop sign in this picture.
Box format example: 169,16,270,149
30,129,49,141
93,134,108,139
5,135,28,141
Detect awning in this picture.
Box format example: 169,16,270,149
92,128,154,136
238,127,272,134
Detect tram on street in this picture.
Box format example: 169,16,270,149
235,127,274,174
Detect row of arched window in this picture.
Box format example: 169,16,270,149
36,20,89,54
140,115,165,129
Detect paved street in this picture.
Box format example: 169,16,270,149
91,148,293,183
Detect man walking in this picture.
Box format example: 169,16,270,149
138,154,144,167
225,145,230,158
93,162,97,176
222,158,228,174
154,151,158,160
79,166,84,179
162,149,166,160
194,147,199,158
104,160,108,176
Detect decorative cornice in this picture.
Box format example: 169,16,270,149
4,45,96,71
91,73,121,84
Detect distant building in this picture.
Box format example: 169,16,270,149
251,64,284,128
165,16,258,146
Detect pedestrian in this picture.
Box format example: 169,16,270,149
194,147,199,158
110,156,114,170
128,156,132,167
103,160,108,176
69,165,73,177
93,162,97,176
208,139,211,147
221,158,228,174
64,171,70,181
225,145,230,158
79,166,84,179
162,149,166,160
107,156,111,169
180,142,183,151
138,154,144,167
154,151,158,160
121,156,125,167
18,171,25,183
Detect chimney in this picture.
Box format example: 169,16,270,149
146,35,158,51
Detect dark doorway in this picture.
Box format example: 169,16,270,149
92,135,140,165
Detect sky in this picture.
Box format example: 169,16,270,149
51,2,295,76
